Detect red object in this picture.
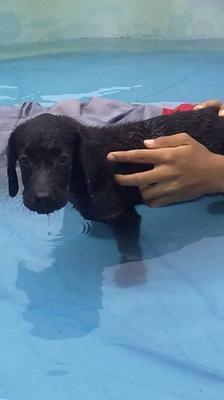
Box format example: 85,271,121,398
163,103,196,115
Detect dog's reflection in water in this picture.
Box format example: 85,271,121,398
16,207,147,340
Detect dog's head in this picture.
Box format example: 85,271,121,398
7,113,80,214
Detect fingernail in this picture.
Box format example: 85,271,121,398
107,153,116,161
144,139,155,147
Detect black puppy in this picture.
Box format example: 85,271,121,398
7,107,224,261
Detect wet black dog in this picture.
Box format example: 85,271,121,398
7,107,224,261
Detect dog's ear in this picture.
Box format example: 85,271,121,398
7,129,19,197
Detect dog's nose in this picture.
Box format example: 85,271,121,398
34,192,52,205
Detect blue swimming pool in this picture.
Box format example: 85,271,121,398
1,42,224,106
1,42,224,399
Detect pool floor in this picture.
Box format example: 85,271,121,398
1,42,224,399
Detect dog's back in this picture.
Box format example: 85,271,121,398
72,106,224,221
83,106,224,156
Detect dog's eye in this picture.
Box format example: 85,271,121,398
19,156,30,167
58,154,71,165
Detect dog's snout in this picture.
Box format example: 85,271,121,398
34,191,52,207
23,184,69,214
35,191,51,201
34,191,52,211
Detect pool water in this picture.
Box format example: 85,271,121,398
1,44,224,106
1,43,224,399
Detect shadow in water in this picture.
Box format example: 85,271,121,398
16,206,147,340
207,199,224,215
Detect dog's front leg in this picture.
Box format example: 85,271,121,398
107,208,142,263
107,208,147,287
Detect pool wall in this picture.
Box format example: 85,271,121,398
0,0,224,47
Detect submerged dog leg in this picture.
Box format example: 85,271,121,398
107,208,142,263
108,209,147,287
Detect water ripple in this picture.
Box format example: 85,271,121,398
40,84,142,104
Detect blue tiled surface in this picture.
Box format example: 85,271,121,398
1,43,224,399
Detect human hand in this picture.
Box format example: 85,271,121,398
194,99,224,117
107,134,224,207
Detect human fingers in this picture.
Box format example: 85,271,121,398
115,165,174,188
107,148,173,165
144,132,192,149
